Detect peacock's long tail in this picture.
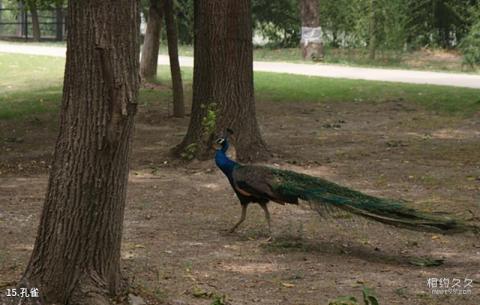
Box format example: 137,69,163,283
271,169,478,234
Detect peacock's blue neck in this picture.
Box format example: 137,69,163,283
215,141,237,180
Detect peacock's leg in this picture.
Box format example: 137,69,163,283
229,204,248,233
260,204,272,233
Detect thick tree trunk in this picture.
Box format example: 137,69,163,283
299,0,323,61
140,0,164,82
164,0,185,118
28,1,41,41
174,0,268,162
16,1,140,304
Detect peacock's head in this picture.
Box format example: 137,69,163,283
213,128,234,151
213,137,227,150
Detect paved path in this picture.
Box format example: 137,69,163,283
1,42,479,89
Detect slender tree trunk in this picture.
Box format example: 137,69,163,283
164,0,185,118
28,1,41,41
16,1,140,304
17,1,24,37
368,0,377,60
55,4,63,41
140,0,164,82
332,30,338,48
174,0,268,162
0,1,3,34
299,0,323,61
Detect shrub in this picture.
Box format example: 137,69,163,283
460,21,480,68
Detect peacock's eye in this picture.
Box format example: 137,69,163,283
216,138,225,144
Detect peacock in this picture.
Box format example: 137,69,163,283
214,129,478,235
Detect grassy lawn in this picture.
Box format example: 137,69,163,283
0,54,65,119
252,47,478,73
158,44,478,73
1,53,479,120
254,72,480,114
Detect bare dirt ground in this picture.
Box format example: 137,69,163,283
1,98,479,305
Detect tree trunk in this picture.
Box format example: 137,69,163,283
164,0,185,118
332,30,339,48
174,0,268,162
17,1,24,37
28,1,41,41
16,1,140,304
55,5,63,41
299,0,323,61
368,0,377,60
0,1,3,34
140,0,164,82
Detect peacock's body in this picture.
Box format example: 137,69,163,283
214,131,478,235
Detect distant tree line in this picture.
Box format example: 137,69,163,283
170,0,479,52
3,0,478,64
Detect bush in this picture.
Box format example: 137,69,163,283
252,0,300,48
459,21,480,68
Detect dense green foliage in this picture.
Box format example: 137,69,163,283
459,5,480,67
460,20,480,67
405,0,473,48
251,0,480,62
176,0,194,45
252,0,299,47
168,0,479,60
2,0,479,61
319,0,478,50
172,0,300,47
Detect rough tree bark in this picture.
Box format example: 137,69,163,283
140,0,164,82
164,0,185,118
174,0,268,162
16,0,140,304
299,0,323,61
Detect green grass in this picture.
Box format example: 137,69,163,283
254,72,480,114
255,47,478,73
1,53,479,120
0,53,65,119
0,53,65,94
158,44,478,73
